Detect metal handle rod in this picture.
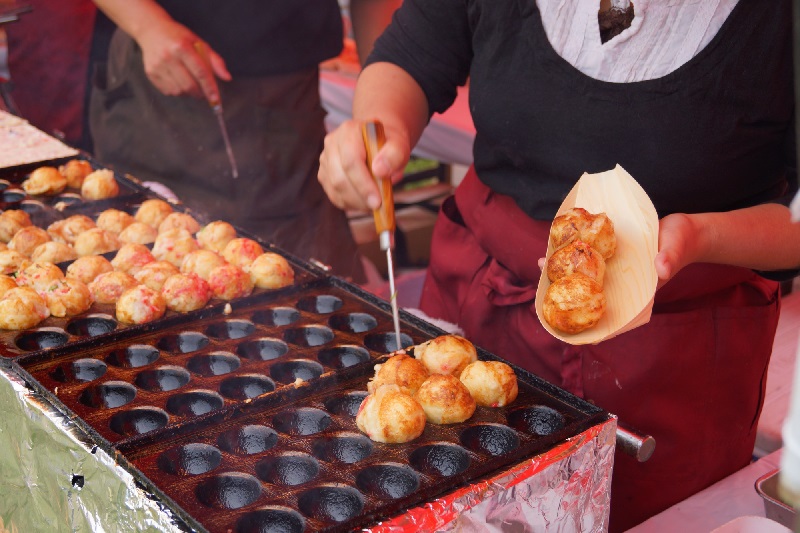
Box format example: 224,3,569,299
616,421,656,462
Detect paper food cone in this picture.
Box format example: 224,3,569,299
535,164,659,345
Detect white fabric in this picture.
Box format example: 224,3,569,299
536,0,738,82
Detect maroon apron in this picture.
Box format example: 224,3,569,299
420,166,781,531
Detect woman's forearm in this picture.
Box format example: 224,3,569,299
93,0,173,42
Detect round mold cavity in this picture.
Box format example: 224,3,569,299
217,424,279,455
255,452,319,486
187,351,241,376
53,192,83,207
15,327,69,351
317,345,370,369
236,506,306,533
157,331,209,354
328,312,378,334
355,462,420,500
0,179,9,190
363,331,414,353
134,365,191,392
409,443,471,477
508,405,566,436
196,472,262,510
19,199,47,214
2,188,25,203
157,442,222,476
311,433,373,464
273,407,331,436
270,359,324,384
206,319,255,340
251,306,300,327
109,407,169,436
283,325,334,347
296,294,343,314
106,344,160,368
66,314,117,337
79,380,137,409
297,484,364,523
165,390,224,417
237,337,288,361
460,423,520,457
322,391,368,417
50,358,107,383
219,374,275,400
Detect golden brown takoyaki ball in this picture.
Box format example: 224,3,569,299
367,353,430,396
546,240,606,286
414,374,476,424
22,166,67,195
161,273,213,313
134,198,174,229
195,220,237,254
0,274,17,296
459,361,519,408
58,159,93,189
206,263,254,300
8,226,51,257
550,208,616,260
549,207,593,252
42,277,93,318
0,287,50,330
221,237,263,269
152,228,200,268
111,243,155,276
0,242,5,252
81,169,119,200
73,227,120,257
88,270,138,305
65,255,114,284
115,284,167,324
0,249,31,276
542,273,606,334
157,211,200,235
180,249,227,281
96,208,135,235
30,241,78,265
414,335,478,377
133,260,180,292
117,221,158,245
356,384,426,444
0,209,32,243
47,215,97,244
15,261,65,293
248,252,294,289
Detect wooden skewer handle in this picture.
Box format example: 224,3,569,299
361,121,395,237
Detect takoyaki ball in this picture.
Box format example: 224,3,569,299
133,260,180,292
0,249,31,276
221,238,263,270
0,242,5,252
47,215,97,244
81,169,119,200
43,278,93,318
157,212,200,235
0,274,17,296
22,166,67,195
96,208,135,235
414,335,478,377
8,226,51,257
196,220,237,254
546,240,606,286
117,221,158,245
0,287,50,330
15,261,65,293
206,263,254,300
542,272,606,334
73,228,120,257
151,228,200,268
134,198,174,229
459,361,519,408
65,255,114,284
161,273,213,313
30,241,78,265
111,243,155,276
248,252,294,289
367,353,430,396
550,208,616,260
180,249,227,281
115,284,167,325
356,384,426,444
88,270,138,305
0,209,32,243
58,159,93,189
414,374,476,424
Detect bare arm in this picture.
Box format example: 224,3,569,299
348,0,402,65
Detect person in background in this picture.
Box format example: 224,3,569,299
89,0,401,282
317,0,799,530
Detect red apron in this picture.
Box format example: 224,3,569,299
420,166,781,531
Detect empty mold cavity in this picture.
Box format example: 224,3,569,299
237,337,288,361
328,312,378,334
322,391,368,417
296,294,343,314
217,424,279,455
0,179,9,190
355,463,420,500
409,443,471,477
53,192,83,207
363,331,414,353
255,452,319,486
460,423,520,457
109,407,169,437
157,331,209,354
157,443,222,476
187,351,241,376
311,432,373,464
2,188,24,203
106,344,160,368
283,325,334,347
270,360,324,384
317,345,370,369
273,407,331,436
236,506,305,533
79,380,137,409
165,390,224,417
206,319,255,340
15,327,69,351
252,307,300,327
134,365,191,392
297,484,364,523
66,314,117,337
508,405,566,436
19,199,46,215
196,472,262,509
50,357,107,383
219,374,275,400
